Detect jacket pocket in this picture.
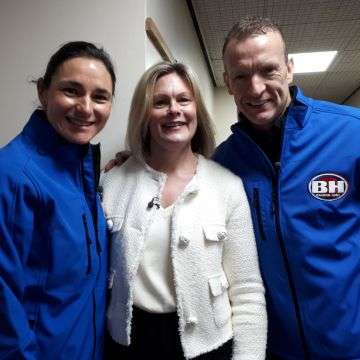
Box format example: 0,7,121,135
252,188,267,241
28,315,37,331
208,272,231,327
82,214,92,275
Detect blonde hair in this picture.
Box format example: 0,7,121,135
126,61,215,160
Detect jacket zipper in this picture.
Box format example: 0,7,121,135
253,188,267,241
235,122,311,358
272,180,310,358
273,123,311,359
80,149,99,360
92,291,97,359
82,214,92,275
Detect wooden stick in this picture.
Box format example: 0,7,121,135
145,17,175,62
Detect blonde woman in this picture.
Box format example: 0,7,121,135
102,62,267,359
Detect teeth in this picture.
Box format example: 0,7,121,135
163,122,184,128
248,100,268,106
67,117,94,126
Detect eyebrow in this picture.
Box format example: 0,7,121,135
230,60,280,75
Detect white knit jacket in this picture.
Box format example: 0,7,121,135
101,155,267,359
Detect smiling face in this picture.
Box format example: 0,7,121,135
223,30,294,130
148,72,197,153
38,57,113,144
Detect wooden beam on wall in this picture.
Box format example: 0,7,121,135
145,17,175,63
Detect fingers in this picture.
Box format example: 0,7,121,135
103,151,131,173
115,150,131,163
104,159,118,173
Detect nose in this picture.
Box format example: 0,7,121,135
168,99,181,115
247,74,265,97
75,96,92,117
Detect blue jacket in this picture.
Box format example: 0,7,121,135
0,110,108,359
213,87,360,360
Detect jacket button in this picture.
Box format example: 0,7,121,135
179,236,190,248
186,316,198,327
217,231,227,241
107,219,114,231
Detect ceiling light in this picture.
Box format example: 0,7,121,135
289,51,338,73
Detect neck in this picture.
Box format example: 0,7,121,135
241,106,290,133
147,145,197,176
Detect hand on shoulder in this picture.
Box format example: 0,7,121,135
103,150,131,172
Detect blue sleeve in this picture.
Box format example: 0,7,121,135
212,142,228,166
0,171,40,359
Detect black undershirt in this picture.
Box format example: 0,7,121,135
238,107,290,167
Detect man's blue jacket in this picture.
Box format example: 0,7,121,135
214,87,360,359
0,110,108,359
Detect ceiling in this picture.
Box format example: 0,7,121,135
187,0,360,104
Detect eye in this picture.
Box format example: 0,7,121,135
263,66,278,77
93,93,111,104
62,87,78,96
233,73,247,82
178,96,192,104
153,98,168,108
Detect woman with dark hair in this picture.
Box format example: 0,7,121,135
102,61,267,359
0,41,116,359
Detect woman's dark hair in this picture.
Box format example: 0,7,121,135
40,41,116,94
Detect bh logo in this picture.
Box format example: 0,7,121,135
309,173,348,201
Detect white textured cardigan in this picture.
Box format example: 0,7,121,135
101,155,267,359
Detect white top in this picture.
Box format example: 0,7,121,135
133,204,176,313
102,155,267,360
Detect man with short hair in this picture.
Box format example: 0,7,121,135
214,16,360,360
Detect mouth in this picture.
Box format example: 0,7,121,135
66,117,95,127
245,99,271,109
161,121,186,129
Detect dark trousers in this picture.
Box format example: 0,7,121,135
266,352,286,360
105,306,233,359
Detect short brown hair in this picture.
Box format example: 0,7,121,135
222,16,288,60
126,61,215,160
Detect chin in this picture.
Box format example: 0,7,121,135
158,138,192,150
251,112,276,123
64,134,92,145
161,134,187,143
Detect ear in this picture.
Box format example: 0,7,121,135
223,71,233,95
37,78,48,109
286,57,294,84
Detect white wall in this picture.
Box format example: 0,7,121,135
145,0,214,115
145,0,241,145
344,89,360,108
0,0,146,164
0,0,222,161
213,87,237,144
